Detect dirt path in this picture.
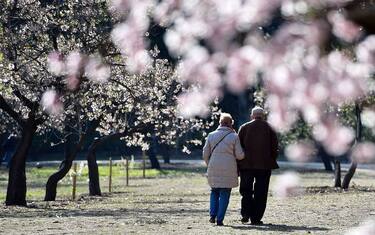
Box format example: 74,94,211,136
1,168,375,234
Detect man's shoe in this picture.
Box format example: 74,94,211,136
209,216,216,223
217,221,224,226
251,221,264,225
241,217,249,223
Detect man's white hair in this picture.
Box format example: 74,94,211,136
251,106,265,118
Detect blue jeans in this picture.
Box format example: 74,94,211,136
210,188,231,223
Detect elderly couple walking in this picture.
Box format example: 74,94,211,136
203,107,279,226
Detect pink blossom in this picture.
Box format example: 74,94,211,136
285,141,315,162
84,57,111,83
47,51,65,76
273,171,302,198
65,76,80,91
328,11,362,42
356,36,375,67
361,109,375,129
41,89,63,115
153,0,181,25
351,142,375,163
226,46,263,93
66,51,84,77
321,51,368,104
111,22,150,73
178,46,222,89
177,91,212,118
126,50,151,73
345,220,375,235
305,0,352,8
281,0,309,17
313,118,354,156
266,95,298,132
164,27,197,56
110,0,131,12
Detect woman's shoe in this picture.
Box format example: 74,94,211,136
209,216,216,223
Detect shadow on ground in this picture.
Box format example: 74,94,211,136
229,223,329,233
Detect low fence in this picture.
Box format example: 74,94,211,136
70,154,148,201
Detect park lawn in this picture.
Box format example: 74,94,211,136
0,163,195,201
0,163,374,234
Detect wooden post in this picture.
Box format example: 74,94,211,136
126,158,129,186
109,157,113,193
72,162,77,201
142,151,146,179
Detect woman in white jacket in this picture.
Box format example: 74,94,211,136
203,113,244,226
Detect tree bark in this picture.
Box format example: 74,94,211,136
44,132,76,201
85,127,145,196
342,103,362,190
5,119,37,206
334,160,341,188
342,162,357,190
87,138,101,196
318,144,333,171
148,133,160,169
0,133,8,166
45,119,100,201
163,154,170,164
148,151,160,169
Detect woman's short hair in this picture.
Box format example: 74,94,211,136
219,113,234,126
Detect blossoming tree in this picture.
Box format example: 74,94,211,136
107,0,375,189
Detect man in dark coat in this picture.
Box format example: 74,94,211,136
238,107,278,225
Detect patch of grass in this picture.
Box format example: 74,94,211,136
0,164,201,201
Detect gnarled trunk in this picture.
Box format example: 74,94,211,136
45,119,100,201
6,119,37,206
44,132,76,201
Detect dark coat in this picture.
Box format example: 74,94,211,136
238,119,279,170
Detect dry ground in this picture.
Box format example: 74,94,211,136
0,164,375,235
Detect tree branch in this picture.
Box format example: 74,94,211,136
0,94,25,126
13,89,38,110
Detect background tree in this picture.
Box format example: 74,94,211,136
0,0,111,205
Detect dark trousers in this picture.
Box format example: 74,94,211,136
239,169,271,222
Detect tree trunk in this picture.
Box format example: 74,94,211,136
321,153,333,171
334,160,341,188
0,133,8,164
85,128,146,196
342,102,362,190
163,153,170,164
148,133,160,169
148,152,160,169
5,120,36,206
87,139,101,196
44,133,75,201
317,144,333,171
342,162,357,190
45,119,100,201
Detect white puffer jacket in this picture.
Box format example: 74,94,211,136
203,126,245,188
